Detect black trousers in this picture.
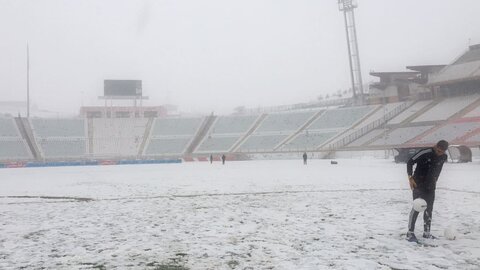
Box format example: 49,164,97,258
408,188,435,233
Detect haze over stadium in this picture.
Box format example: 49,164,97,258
1,0,480,115
1,1,480,269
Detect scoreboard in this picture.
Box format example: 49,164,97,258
104,80,142,97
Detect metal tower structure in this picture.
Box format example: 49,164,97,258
338,0,364,105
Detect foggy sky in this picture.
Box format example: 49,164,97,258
1,0,480,115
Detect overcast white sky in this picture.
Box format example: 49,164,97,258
1,0,480,115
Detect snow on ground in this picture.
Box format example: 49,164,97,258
0,159,479,269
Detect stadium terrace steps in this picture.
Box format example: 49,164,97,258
138,118,154,156
398,99,440,125
194,114,260,153
17,117,40,160
273,110,325,151
412,95,480,123
185,115,216,154
30,118,88,158
405,95,480,146
453,125,480,144
0,117,33,160
329,102,409,150
87,118,94,155
447,95,480,120
230,114,268,152
457,95,480,118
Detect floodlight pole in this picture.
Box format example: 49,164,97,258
27,43,30,118
338,0,364,105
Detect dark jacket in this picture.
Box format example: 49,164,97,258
407,147,447,191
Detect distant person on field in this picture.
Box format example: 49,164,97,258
303,152,308,165
221,154,226,165
210,154,213,164
406,140,448,242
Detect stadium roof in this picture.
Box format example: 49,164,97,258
369,71,418,78
428,44,480,86
406,65,446,73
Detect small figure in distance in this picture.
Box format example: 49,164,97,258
303,152,308,165
221,154,226,165
209,154,213,164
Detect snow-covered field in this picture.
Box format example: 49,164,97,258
1,159,479,269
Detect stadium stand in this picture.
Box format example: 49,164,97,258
387,101,432,125
238,134,288,152
145,137,193,155
0,117,32,160
30,118,87,158
255,111,317,133
92,118,148,156
429,44,480,86
308,106,374,130
150,117,203,136
144,117,203,155
281,131,337,151
463,104,480,118
236,110,320,151
370,126,434,146
415,121,480,145
412,95,480,122
0,117,21,137
211,115,259,134
196,114,259,153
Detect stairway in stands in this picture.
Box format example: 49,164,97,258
15,117,41,160
230,113,268,152
137,117,155,156
185,114,217,154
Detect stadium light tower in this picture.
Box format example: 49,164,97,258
338,0,364,105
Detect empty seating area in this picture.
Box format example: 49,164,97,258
463,104,480,118
31,118,86,137
466,132,480,143
348,129,385,147
0,117,21,137
210,115,258,134
36,139,86,158
145,138,192,155
238,134,288,152
30,118,87,158
308,106,373,130
387,101,432,125
255,111,317,133
281,131,337,151
415,121,480,145
196,136,241,152
195,115,259,153
370,126,434,146
234,110,320,151
0,139,31,160
412,95,480,122
145,117,204,155
0,117,31,160
150,117,203,136
92,118,148,156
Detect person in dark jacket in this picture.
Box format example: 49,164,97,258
302,152,308,165
406,140,449,242
221,154,226,165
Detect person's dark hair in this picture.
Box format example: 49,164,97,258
436,140,449,151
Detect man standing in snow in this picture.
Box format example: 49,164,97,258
406,140,449,242
303,152,308,165
221,154,226,165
